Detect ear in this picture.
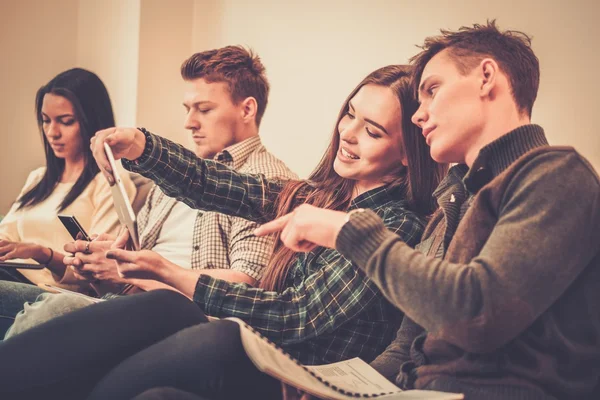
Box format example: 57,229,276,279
240,97,258,124
400,155,408,167
478,58,499,98
478,58,500,97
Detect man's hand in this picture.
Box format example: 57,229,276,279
91,127,147,184
106,247,174,282
0,240,43,262
254,204,347,252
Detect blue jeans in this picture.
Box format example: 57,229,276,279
0,281,46,338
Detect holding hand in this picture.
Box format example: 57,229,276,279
281,383,318,400
0,240,45,262
254,204,347,252
91,127,147,185
106,239,174,282
63,231,125,283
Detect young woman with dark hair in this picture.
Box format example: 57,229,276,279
0,68,136,332
0,65,445,400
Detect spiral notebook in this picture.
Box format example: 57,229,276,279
226,317,463,400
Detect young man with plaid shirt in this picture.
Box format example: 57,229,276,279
3,46,296,338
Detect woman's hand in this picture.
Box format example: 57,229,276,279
63,232,123,283
254,204,347,252
281,383,318,400
91,127,147,184
0,240,45,262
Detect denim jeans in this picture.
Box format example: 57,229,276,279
0,280,46,338
4,292,96,339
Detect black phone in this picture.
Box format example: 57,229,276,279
58,215,91,241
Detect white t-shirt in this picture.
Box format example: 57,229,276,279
151,201,196,269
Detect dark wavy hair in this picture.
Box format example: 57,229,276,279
17,68,115,211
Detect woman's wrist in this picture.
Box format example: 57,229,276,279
32,245,52,264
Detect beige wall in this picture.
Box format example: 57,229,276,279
76,0,141,127
136,0,194,147
1,0,599,213
198,0,600,177
0,0,79,213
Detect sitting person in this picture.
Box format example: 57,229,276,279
0,64,446,400
3,45,297,339
256,22,600,400
0,68,135,335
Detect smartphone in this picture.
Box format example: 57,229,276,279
58,215,91,241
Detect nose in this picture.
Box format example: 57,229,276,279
184,110,200,131
46,121,61,139
339,120,358,144
411,103,428,128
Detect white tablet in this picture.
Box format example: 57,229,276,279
104,142,140,250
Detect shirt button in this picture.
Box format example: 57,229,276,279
194,245,200,251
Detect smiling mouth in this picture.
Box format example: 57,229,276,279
340,147,359,160
423,127,435,138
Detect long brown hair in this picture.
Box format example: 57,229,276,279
260,65,447,292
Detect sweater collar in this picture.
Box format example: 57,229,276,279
463,124,548,193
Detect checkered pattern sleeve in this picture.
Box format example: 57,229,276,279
123,132,285,224
227,216,274,281
193,207,424,346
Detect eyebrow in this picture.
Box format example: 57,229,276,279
183,100,213,109
348,100,389,135
41,112,75,119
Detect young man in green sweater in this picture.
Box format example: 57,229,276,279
258,21,600,400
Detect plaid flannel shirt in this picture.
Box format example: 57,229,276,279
134,137,296,280
124,132,425,364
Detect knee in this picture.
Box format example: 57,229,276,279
131,387,205,400
5,292,93,339
135,290,205,323
142,290,195,310
35,292,95,313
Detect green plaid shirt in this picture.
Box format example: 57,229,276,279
124,132,425,364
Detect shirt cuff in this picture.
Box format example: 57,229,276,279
122,131,162,173
230,261,264,282
335,209,395,270
193,274,229,316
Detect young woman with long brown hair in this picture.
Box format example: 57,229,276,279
0,65,446,400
